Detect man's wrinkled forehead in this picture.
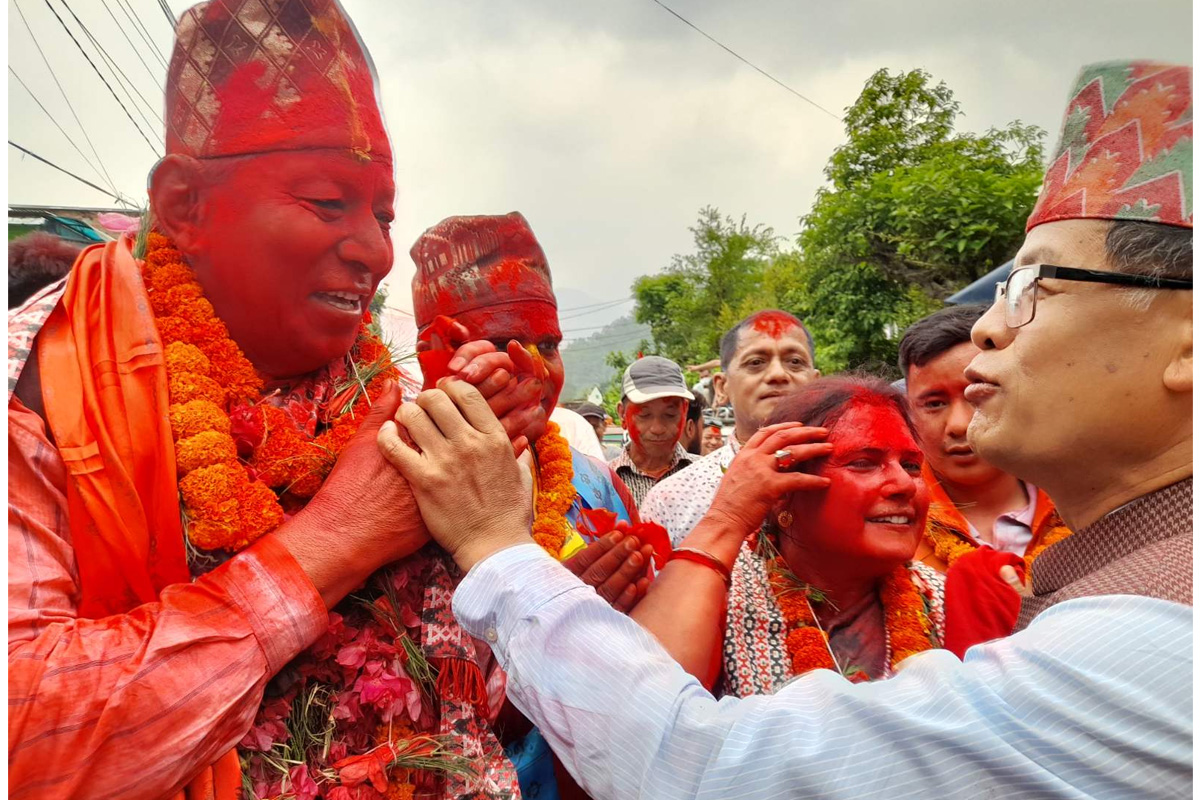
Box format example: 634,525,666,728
1014,219,1111,270
736,325,813,360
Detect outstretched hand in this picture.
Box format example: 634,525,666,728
377,380,534,572
564,532,653,614
708,421,833,535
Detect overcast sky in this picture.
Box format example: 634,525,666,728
6,0,1192,340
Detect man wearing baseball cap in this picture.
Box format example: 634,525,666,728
578,402,622,460
610,356,697,507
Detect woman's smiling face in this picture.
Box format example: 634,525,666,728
787,401,929,572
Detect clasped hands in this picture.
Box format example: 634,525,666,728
385,335,650,607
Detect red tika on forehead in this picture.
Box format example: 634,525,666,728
828,397,916,453
410,212,558,335
749,310,801,339
165,0,391,164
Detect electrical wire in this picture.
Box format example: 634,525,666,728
99,0,166,92
558,298,636,321
558,295,635,312
113,0,169,69
9,66,111,188
154,0,175,28
11,0,123,199
58,0,165,138
647,0,841,121
9,140,129,204
41,0,162,156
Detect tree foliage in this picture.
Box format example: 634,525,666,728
622,68,1045,379
795,69,1045,372
631,207,780,366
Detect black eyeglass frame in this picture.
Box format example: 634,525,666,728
994,264,1194,328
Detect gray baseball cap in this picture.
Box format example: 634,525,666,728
621,356,694,404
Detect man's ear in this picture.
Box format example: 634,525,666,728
712,371,726,396
1163,299,1192,394
148,154,207,256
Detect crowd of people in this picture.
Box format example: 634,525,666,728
7,2,1192,799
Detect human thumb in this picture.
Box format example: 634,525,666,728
355,381,402,439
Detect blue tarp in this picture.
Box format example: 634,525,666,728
48,214,104,243
945,260,1011,305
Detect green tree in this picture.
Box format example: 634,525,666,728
632,207,780,365
795,68,1045,373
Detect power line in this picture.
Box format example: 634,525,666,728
563,329,648,347
41,0,162,156
559,295,634,312
12,0,123,200
9,140,129,204
647,0,842,122
58,0,165,137
9,66,110,188
558,298,636,321
99,0,165,91
112,0,169,69
154,0,175,29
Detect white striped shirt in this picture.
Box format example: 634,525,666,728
456,544,1193,800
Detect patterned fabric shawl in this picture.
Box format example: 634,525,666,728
721,536,945,698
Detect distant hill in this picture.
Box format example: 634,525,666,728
559,315,650,402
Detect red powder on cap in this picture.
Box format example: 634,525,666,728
750,310,800,340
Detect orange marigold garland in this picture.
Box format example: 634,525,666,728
925,500,1074,570
141,231,398,553
1022,520,1073,571
879,565,936,668
766,557,837,675
531,421,575,556
923,517,979,568
767,555,936,679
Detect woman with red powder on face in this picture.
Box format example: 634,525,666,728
628,375,954,692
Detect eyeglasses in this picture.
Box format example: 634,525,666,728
994,264,1193,328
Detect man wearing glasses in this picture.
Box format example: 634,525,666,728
375,61,1192,799
966,60,1193,629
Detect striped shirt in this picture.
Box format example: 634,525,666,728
455,544,1193,800
609,443,697,509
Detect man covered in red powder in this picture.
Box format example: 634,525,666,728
610,356,699,508
640,309,820,544
9,3,536,799
409,212,652,799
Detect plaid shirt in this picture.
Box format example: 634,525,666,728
609,443,697,510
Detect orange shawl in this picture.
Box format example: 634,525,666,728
37,236,241,800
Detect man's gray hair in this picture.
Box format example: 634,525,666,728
1106,220,1193,309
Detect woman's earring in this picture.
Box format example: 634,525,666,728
777,510,794,529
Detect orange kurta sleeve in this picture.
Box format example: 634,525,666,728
8,396,328,800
